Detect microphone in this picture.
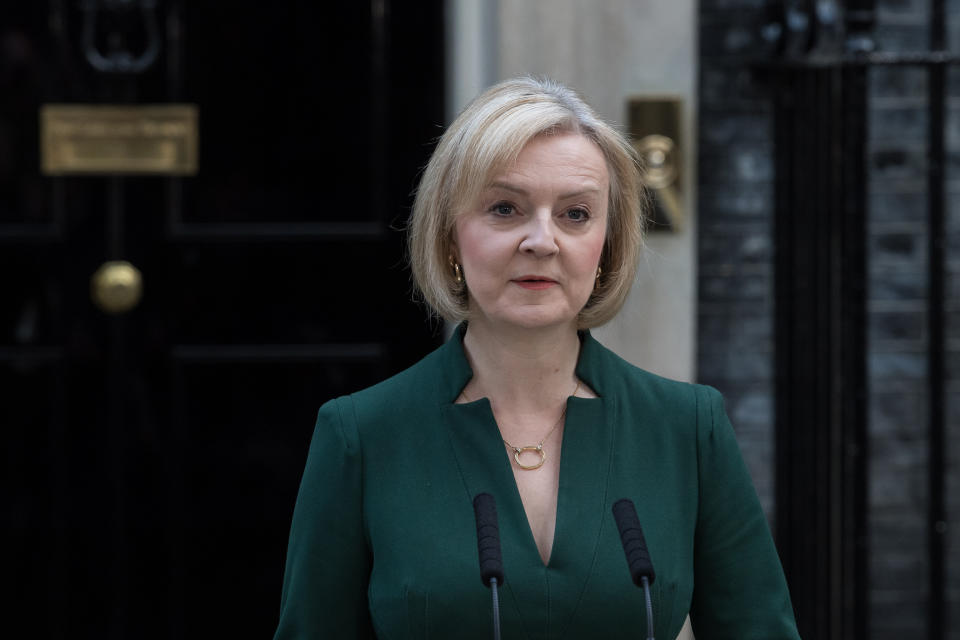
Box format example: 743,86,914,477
612,498,656,640
473,493,504,640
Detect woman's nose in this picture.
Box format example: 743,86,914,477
518,213,559,256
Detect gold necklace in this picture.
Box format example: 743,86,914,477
460,380,581,471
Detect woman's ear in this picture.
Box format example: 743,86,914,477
448,233,459,261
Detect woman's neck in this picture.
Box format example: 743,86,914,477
461,320,581,413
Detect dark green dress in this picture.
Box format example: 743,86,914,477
274,327,801,639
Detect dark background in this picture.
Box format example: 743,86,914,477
1,1,444,637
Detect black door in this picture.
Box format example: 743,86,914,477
2,2,443,637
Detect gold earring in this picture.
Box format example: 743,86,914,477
453,262,464,284
596,265,602,278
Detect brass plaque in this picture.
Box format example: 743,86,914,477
41,104,198,175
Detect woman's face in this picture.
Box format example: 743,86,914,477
452,132,609,333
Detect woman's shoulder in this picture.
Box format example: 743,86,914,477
586,337,737,466
318,338,455,431
358,343,450,401
583,333,720,411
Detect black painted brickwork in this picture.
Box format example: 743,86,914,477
698,1,960,637
698,1,777,521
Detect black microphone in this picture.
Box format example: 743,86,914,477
473,493,504,640
473,493,505,586
612,498,656,640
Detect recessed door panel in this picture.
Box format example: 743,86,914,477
2,2,444,638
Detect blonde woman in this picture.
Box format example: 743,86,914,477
274,77,800,639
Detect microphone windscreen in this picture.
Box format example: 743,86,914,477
612,498,656,586
473,493,505,587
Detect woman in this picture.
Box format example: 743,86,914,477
274,77,800,639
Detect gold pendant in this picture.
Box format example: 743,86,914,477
513,445,546,470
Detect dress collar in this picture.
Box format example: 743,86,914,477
437,322,607,404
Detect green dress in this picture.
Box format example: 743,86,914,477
274,326,801,639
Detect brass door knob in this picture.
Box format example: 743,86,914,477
636,134,678,190
91,260,143,314
636,134,684,231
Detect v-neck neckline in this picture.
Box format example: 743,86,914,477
439,324,615,637
455,393,581,570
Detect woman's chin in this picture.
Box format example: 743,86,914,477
475,309,579,333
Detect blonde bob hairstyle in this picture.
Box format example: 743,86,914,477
408,76,647,329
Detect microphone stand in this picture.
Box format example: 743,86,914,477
641,575,654,640
489,577,502,640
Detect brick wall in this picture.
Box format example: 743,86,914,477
698,1,959,637
698,0,777,517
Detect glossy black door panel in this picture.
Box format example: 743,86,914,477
1,2,443,638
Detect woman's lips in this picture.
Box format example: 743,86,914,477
512,277,557,290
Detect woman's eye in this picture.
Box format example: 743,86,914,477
566,207,590,222
489,202,516,216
